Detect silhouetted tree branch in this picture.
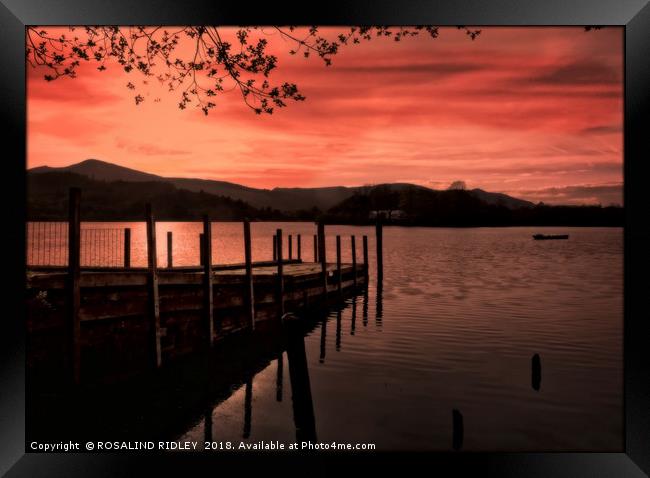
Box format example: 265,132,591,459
26,26,482,115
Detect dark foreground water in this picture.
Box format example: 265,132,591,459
28,225,623,451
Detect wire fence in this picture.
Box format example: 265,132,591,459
27,222,128,268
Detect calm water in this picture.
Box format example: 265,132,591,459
29,224,624,451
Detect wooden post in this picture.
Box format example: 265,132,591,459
123,228,131,268
243,219,255,330
336,235,342,296
376,217,384,280
297,234,302,261
202,216,214,347
362,235,369,278
167,231,173,268
313,234,318,262
199,233,205,266
273,234,277,262
317,222,327,297
145,204,162,368
67,187,81,385
276,229,284,317
351,235,357,287
288,234,293,260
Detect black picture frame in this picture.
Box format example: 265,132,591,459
1,1,648,476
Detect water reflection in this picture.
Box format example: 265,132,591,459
532,354,542,392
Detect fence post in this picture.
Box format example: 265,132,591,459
202,216,214,347
317,222,327,298
351,235,357,288
145,204,162,368
243,219,255,330
362,235,369,280
313,234,318,262
123,228,131,268
336,235,342,296
276,229,284,317
67,187,81,385
273,234,277,262
376,217,384,281
297,234,302,261
167,231,173,268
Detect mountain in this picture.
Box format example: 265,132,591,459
28,159,534,211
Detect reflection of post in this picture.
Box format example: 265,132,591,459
313,234,318,262
319,319,327,364
335,309,342,351
376,217,383,281
199,233,205,266
336,235,342,297
288,234,293,260
243,377,253,439
204,407,213,443
202,216,214,347
276,353,283,402
363,285,369,327
351,297,357,335
362,235,369,281
146,203,162,368
351,235,357,288
452,409,464,451
243,220,255,330
317,222,327,298
532,354,542,391
286,319,317,443
67,187,81,385
276,229,284,318
123,228,131,268
376,273,383,327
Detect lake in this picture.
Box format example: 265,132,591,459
27,223,623,451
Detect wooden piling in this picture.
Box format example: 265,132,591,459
376,217,383,280
336,235,342,296
199,233,205,266
123,228,131,268
297,234,301,261
167,231,173,268
317,222,327,297
288,234,293,260
313,234,318,262
273,234,277,262
362,235,369,278
145,204,162,368
67,187,81,385
243,219,255,330
351,235,357,287
276,229,284,317
202,216,214,347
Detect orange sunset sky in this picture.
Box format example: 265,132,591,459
27,27,623,205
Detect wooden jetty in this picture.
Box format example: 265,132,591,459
26,188,380,385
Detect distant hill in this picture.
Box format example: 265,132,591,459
28,159,534,212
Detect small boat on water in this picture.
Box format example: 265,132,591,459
532,234,569,240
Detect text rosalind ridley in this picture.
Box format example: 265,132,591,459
29,440,378,452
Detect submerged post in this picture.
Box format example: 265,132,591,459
145,203,162,368
123,228,131,268
376,216,384,281
243,219,255,330
273,234,277,262
67,187,81,385
202,215,214,347
336,235,342,296
297,234,302,261
276,229,284,317
362,235,369,279
351,235,357,287
313,234,318,262
317,222,327,297
167,231,173,268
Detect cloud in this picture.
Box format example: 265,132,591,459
522,60,622,86
514,183,623,206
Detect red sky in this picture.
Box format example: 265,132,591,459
27,27,623,205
